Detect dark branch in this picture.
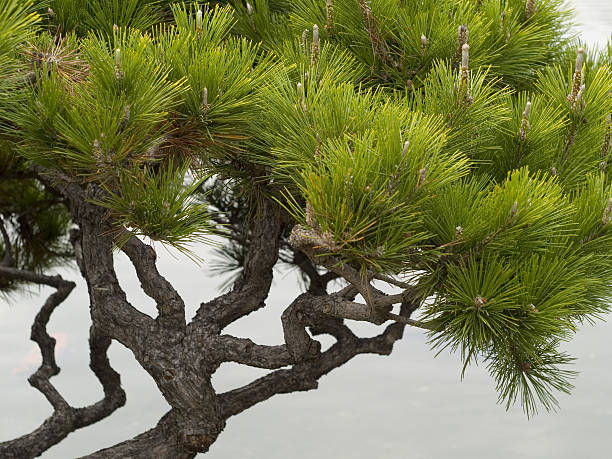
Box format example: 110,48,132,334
32,165,159,351
82,410,195,459
120,232,186,330
192,199,283,331
208,335,293,369
218,298,419,420
0,266,70,288
0,276,126,458
0,217,14,267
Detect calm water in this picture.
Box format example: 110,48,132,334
1,2,611,458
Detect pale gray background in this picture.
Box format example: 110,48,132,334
1,2,611,457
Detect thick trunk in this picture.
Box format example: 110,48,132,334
82,411,197,459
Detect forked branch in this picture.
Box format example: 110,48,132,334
0,270,125,458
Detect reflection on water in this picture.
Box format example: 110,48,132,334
0,1,611,458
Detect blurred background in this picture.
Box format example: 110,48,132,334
1,1,611,457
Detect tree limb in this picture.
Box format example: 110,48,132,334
217,296,421,420
207,335,293,370
0,276,126,458
81,410,195,459
0,217,14,267
192,199,283,331
120,231,186,330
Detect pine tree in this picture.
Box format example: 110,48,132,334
1,0,611,456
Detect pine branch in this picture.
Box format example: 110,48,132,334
192,199,283,331
0,275,125,458
119,230,187,330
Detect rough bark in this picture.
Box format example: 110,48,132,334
81,411,195,459
1,166,430,457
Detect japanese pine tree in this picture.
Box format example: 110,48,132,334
1,0,611,457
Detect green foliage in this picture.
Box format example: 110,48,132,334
1,0,611,417
289,0,573,90
0,0,39,107
93,161,214,256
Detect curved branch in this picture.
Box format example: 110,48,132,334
207,335,293,369
31,165,158,350
0,276,126,458
218,298,419,420
120,232,186,330
192,199,283,331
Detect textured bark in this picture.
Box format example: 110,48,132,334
2,166,430,457
120,231,186,330
192,199,283,331
82,411,196,459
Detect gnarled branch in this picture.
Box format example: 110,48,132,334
208,335,293,370
0,272,125,458
120,232,186,330
218,297,420,420
192,199,283,331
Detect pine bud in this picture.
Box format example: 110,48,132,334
458,24,469,47
196,9,203,32
301,29,308,54
602,197,612,225
576,47,585,71
510,200,519,218
113,23,119,32
325,0,335,36
461,43,469,70
474,296,487,309
416,167,426,188
47,7,55,19
518,100,532,140
568,48,585,111
297,82,306,110
311,24,320,67
115,48,122,81
525,0,536,21
522,100,532,119
201,87,209,115
246,2,257,34
577,84,586,110
551,166,557,175
421,34,427,46
458,43,472,105
402,140,409,156
455,226,463,237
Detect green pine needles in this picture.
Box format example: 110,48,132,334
1,0,612,417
